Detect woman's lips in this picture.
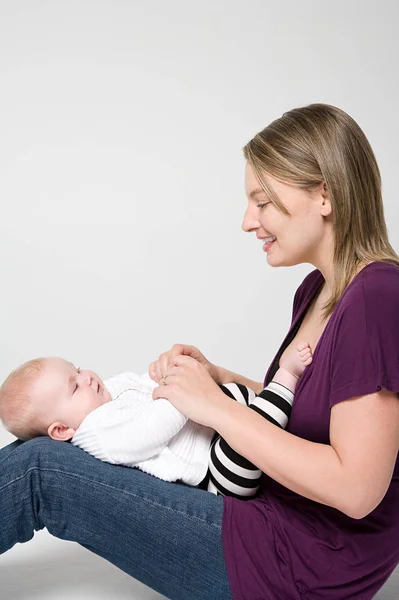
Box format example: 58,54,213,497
263,240,275,252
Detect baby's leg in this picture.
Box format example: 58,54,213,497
207,383,261,497
208,382,294,499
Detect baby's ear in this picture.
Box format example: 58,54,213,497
48,422,76,441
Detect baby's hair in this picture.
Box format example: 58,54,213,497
0,358,49,441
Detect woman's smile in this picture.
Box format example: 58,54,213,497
262,237,277,252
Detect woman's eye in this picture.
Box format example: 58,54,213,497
256,202,270,209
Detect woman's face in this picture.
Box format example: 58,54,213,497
242,162,331,268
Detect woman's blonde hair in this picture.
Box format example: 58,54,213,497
0,358,48,440
243,103,399,319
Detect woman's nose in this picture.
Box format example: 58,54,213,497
241,207,260,232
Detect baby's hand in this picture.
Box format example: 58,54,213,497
280,342,313,380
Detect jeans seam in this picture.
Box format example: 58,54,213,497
2,466,222,530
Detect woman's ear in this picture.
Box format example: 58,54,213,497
320,183,332,217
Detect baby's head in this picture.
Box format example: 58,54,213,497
0,358,111,441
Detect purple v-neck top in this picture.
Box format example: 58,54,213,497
222,262,399,600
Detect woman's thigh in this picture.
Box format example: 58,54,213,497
0,437,233,600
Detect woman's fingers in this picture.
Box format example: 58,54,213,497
149,345,208,384
148,353,168,383
148,362,156,381
149,361,162,383
149,350,181,383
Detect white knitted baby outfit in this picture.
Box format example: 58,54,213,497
71,372,214,486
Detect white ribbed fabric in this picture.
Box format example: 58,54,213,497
71,372,214,486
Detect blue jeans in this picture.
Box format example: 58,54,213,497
0,437,233,600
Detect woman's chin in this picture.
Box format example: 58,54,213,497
266,251,284,267
266,248,302,268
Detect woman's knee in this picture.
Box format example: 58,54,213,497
11,436,90,473
0,438,55,551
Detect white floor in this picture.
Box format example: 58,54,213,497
1,529,397,599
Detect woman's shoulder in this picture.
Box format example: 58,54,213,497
344,261,399,303
329,262,399,405
360,260,399,287
333,261,399,332
293,261,399,321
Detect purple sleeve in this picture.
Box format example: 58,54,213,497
330,266,399,407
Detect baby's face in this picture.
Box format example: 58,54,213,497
33,358,112,441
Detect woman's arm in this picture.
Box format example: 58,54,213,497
214,388,399,518
153,354,399,518
149,343,264,394
217,366,264,395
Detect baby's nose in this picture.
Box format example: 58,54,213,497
82,372,93,386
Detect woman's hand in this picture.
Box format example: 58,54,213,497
152,355,231,428
149,344,221,384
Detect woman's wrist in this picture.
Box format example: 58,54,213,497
208,363,224,385
207,389,237,430
214,366,264,394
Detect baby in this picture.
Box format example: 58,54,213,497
0,342,312,499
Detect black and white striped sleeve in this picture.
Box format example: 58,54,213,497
207,381,294,499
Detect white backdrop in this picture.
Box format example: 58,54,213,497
0,1,398,598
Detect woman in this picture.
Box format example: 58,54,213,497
1,104,398,600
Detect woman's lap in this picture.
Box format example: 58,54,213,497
0,437,233,600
